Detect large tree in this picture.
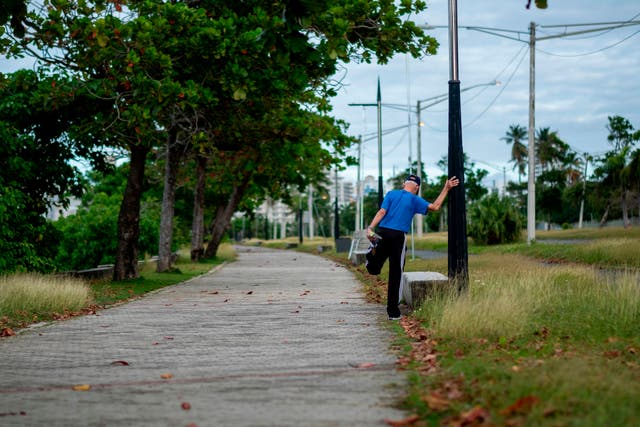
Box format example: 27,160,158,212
0,0,27,37
592,116,640,227
4,0,437,277
0,70,107,273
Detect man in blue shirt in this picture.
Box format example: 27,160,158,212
365,174,459,320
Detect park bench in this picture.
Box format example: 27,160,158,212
400,271,450,308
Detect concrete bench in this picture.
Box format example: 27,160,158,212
401,271,450,308
348,230,371,265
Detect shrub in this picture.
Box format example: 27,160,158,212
468,193,524,245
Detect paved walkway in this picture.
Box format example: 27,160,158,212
0,246,407,426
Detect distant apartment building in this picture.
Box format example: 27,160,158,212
328,174,356,207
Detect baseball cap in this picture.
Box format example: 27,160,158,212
406,174,421,186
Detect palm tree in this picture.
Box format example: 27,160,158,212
536,127,570,172
501,124,528,182
563,150,583,186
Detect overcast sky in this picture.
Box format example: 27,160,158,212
332,0,640,187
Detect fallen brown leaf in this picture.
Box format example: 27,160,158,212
604,350,621,359
72,384,91,391
422,392,450,412
160,373,173,379
500,396,539,416
351,362,376,369
444,406,490,426
1,327,16,337
442,378,465,400
384,414,420,426
110,360,130,366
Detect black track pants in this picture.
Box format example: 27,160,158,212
374,227,407,318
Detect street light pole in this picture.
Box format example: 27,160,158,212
348,79,385,210
376,78,384,208
447,0,469,293
415,80,499,237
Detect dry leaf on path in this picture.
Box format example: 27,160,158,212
72,384,91,391
1,327,16,337
349,362,376,369
384,414,420,426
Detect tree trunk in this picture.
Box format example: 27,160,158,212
203,176,251,258
621,188,630,228
157,130,180,272
113,144,149,281
599,203,610,228
190,155,207,261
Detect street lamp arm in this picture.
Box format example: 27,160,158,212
417,80,500,111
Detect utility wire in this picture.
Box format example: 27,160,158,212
536,29,640,57
464,46,529,128
420,44,529,132
537,12,640,40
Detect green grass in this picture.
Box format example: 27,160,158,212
329,226,640,426
398,249,640,426
535,226,640,241
502,238,640,268
0,244,236,332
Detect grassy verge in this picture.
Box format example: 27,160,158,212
0,244,236,334
399,252,640,426
327,227,640,426
500,238,640,268
382,228,640,427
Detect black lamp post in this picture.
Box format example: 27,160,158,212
447,0,469,293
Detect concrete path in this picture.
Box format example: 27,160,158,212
0,246,407,427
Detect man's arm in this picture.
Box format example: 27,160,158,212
368,208,387,230
366,208,387,240
428,176,460,212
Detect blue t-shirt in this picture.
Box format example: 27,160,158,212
378,189,430,233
